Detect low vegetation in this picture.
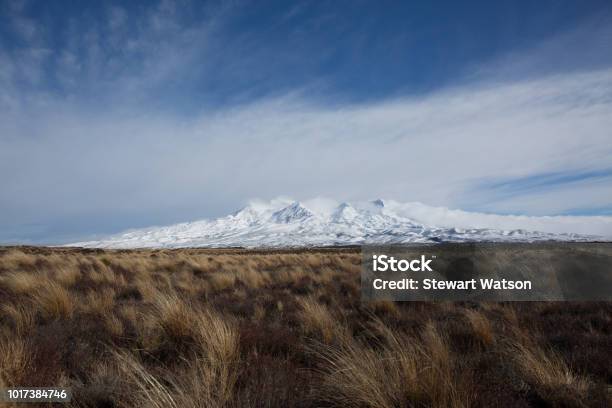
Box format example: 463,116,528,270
0,246,609,407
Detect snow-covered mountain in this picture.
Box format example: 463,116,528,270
69,198,610,248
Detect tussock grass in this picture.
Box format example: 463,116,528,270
0,247,609,407
152,292,197,339
115,351,179,408
32,281,74,320
235,268,266,288
0,271,41,294
190,310,240,406
208,273,236,291
368,299,401,318
117,308,239,408
298,296,339,343
0,335,31,387
316,319,471,408
509,340,592,403
0,249,38,270
52,266,81,287
82,287,116,315
464,308,494,347
1,302,35,335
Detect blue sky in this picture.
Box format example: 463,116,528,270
1,0,612,243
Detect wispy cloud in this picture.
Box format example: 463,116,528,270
477,168,612,199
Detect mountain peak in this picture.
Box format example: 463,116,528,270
271,202,313,223
332,202,359,222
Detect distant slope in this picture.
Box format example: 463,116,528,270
69,199,610,248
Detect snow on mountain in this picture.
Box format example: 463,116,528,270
271,202,314,223
69,199,610,248
331,202,359,223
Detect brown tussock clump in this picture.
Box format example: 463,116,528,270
0,335,31,387
81,287,116,315
117,308,239,408
52,266,81,287
1,302,36,336
316,319,471,408
464,308,495,347
298,296,339,344
509,340,593,404
32,281,74,320
208,273,236,291
0,271,41,294
368,299,401,318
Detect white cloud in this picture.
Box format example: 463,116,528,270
386,200,612,237
2,67,612,241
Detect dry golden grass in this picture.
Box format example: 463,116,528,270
117,307,239,408
298,296,339,343
32,281,74,320
510,340,592,403
464,308,495,347
114,351,180,408
104,313,124,338
235,268,266,288
0,246,609,407
52,266,81,287
152,292,197,339
0,271,41,294
0,335,30,387
368,299,401,318
82,287,116,314
0,302,35,336
317,332,420,408
0,249,38,270
190,310,240,406
317,319,471,408
208,272,236,291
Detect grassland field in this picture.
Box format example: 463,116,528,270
0,246,610,407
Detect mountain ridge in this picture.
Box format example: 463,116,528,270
69,198,609,248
